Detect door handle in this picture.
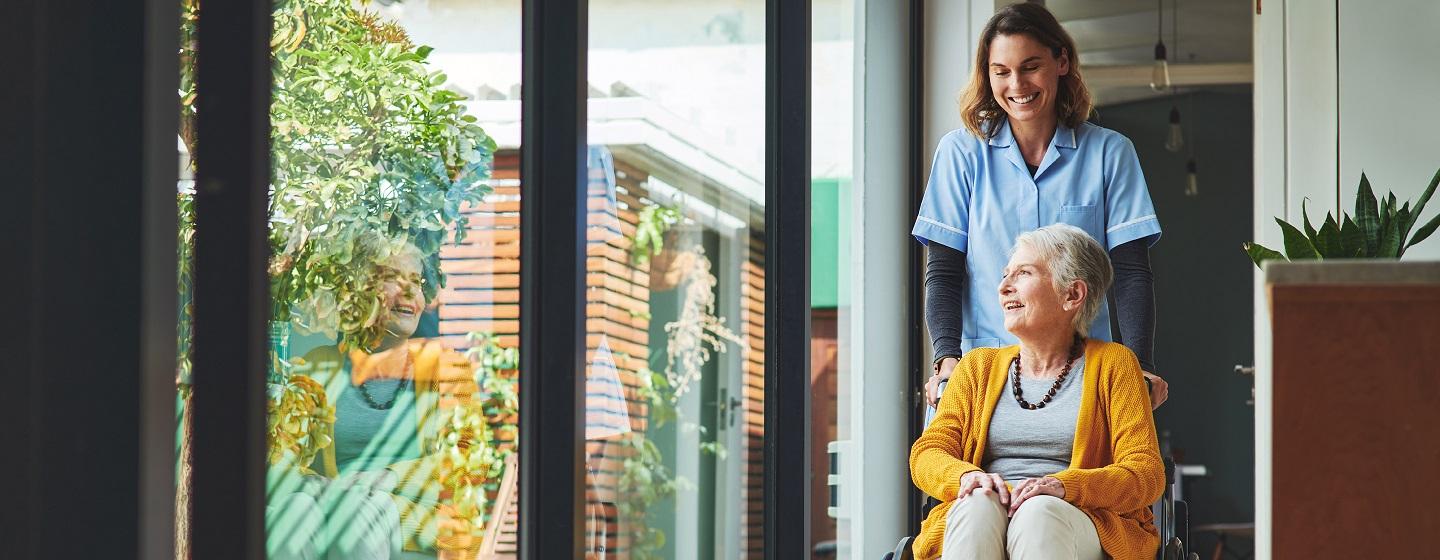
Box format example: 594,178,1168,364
717,388,743,428
1235,364,1255,406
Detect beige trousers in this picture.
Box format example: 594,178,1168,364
941,489,1104,560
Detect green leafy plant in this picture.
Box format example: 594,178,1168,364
616,368,692,560
178,0,496,352
1244,169,1440,267
177,194,196,392
433,401,500,547
630,204,683,267
464,332,520,527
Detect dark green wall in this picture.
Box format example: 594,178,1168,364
1097,90,1256,555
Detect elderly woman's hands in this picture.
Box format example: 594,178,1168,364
958,470,1012,505
1007,476,1066,516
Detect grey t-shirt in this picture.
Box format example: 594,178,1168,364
984,356,1085,483
332,379,421,474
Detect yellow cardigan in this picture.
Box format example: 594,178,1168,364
909,340,1164,560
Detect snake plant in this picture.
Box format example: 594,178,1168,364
1244,168,1440,268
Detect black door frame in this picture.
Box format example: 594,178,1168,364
189,0,273,559
517,0,588,558
906,0,929,539
177,0,816,558
765,0,813,558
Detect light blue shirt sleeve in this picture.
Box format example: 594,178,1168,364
912,131,973,251
1102,134,1162,250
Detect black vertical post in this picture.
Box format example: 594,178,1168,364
191,0,271,557
141,0,182,556
906,0,928,538
519,0,587,558
765,0,811,558
2,0,151,557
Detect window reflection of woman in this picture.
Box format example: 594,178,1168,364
267,242,477,560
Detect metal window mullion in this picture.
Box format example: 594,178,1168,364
141,0,182,556
190,0,272,557
518,0,588,558
906,0,927,539
764,0,811,558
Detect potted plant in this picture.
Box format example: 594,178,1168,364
1244,169,1440,266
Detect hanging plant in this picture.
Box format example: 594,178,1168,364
662,245,747,398
630,204,682,268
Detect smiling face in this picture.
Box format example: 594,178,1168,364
987,33,1069,128
378,249,425,340
998,243,1081,338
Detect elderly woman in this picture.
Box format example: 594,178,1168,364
267,241,479,560
909,224,1164,560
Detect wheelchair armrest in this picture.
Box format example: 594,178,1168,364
882,535,914,560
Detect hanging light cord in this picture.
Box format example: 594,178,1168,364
1172,0,1179,58
1186,84,1196,158
1157,0,1164,44
1173,0,1180,94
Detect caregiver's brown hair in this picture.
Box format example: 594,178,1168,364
959,3,1094,139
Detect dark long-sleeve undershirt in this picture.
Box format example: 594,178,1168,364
925,238,1156,372
924,243,967,363
1107,238,1156,373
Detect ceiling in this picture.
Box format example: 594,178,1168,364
1042,0,1254,105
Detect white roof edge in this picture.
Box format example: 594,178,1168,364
462,98,765,205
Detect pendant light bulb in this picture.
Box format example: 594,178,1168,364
1165,106,1185,153
1150,42,1171,92
1184,158,1199,198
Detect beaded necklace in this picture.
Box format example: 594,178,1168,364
356,351,413,410
1011,334,1084,410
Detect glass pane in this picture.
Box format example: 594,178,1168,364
812,1,855,557
585,3,766,558
176,1,521,558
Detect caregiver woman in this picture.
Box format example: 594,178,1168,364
916,3,1167,409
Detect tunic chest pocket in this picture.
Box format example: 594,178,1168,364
1057,203,1102,238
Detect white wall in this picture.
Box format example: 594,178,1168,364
1254,1,1440,556
1258,0,1440,258
1252,3,1283,558
1337,0,1440,261
840,1,911,555
923,0,997,173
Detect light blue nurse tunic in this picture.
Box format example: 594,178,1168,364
911,119,1161,353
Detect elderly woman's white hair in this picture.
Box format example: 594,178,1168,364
1012,224,1114,334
